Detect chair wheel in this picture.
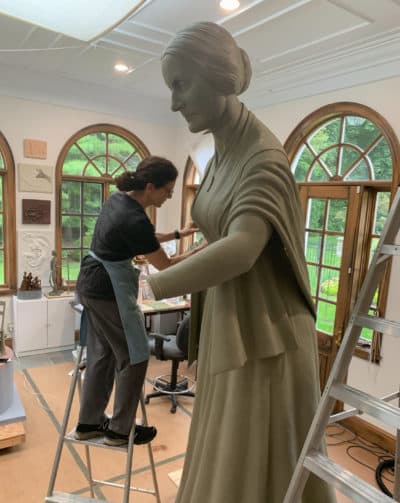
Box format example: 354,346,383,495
170,406,177,413
145,397,149,404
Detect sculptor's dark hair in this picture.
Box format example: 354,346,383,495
114,156,178,191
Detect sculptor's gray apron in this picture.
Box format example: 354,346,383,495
88,250,149,365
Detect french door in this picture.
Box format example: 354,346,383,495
298,185,363,389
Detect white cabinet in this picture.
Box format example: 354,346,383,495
13,296,75,356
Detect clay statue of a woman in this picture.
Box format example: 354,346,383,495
147,22,337,503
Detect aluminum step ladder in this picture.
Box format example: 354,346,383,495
45,345,161,503
283,186,400,503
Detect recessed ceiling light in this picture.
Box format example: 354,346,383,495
114,63,135,74
220,0,240,11
0,0,145,42
114,63,130,73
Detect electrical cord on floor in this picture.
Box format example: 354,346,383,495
326,423,395,495
375,458,395,497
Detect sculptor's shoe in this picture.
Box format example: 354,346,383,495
74,418,110,440
134,424,157,445
104,425,157,447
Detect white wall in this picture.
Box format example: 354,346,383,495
254,75,400,433
0,94,186,338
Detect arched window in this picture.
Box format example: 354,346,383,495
285,102,400,378
56,124,150,286
0,132,16,294
289,107,396,185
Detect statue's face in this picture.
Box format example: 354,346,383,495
162,54,227,133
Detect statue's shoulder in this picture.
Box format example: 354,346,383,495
247,111,285,154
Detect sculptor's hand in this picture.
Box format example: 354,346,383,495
180,223,199,237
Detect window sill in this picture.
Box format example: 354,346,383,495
354,345,380,363
0,288,17,297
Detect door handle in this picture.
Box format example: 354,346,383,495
335,329,343,346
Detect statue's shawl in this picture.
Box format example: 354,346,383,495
201,106,316,374
225,109,315,317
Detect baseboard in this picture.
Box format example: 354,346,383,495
340,415,396,454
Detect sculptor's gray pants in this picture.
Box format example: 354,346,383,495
78,295,148,435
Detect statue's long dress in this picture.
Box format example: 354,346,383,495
149,105,337,503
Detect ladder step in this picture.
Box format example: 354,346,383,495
354,315,400,337
45,492,109,502
304,451,393,502
380,244,400,256
330,383,400,429
64,431,128,452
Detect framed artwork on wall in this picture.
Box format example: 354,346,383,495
18,163,53,193
23,139,47,159
22,199,51,224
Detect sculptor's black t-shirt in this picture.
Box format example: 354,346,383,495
76,192,160,300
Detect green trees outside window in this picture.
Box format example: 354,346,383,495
58,125,150,284
293,115,393,183
287,103,399,365
0,133,16,293
0,163,4,284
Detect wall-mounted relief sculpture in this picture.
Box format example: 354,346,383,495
22,199,51,224
18,163,53,193
18,230,53,287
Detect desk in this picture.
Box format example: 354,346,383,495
139,299,190,331
72,299,190,332
140,299,190,315
71,299,190,316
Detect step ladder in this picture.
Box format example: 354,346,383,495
283,186,400,503
45,345,161,503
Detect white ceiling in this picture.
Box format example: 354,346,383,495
1,0,400,124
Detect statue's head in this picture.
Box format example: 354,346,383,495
161,22,252,133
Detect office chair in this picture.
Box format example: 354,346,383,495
145,315,195,413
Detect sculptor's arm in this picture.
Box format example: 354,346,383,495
156,223,198,243
147,214,272,300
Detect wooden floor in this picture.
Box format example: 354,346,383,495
0,350,394,502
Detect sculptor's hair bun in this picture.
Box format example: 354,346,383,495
114,156,178,191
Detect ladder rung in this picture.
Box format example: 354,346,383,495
380,244,400,256
304,451,393,502
65,431,128,452
45,492,109,502
92,478,156,495
329,407,361,423
328,389,400,424
355,315,400,337
330,383,400,429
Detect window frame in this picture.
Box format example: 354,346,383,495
180,157,201,253
284,102,400,362
0,132,16,294
55,123,150,288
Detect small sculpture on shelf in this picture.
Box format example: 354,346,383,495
20,271,41,290
48,250,64,296
17,271,42,299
